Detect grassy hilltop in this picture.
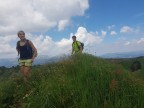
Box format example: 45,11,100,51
0,54,144,108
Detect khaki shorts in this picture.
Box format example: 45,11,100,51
18,59,32,66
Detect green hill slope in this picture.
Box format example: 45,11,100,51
107,57,144,80
0,54,144,108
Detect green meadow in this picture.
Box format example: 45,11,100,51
0,54,144,108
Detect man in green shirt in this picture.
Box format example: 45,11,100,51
71,35,82,54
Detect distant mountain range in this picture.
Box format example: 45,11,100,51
101,50,144,58
0,50,144,67
0,55,68,68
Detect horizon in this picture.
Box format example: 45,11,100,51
1,50,144,67
0,49,144,59
0,0,144,58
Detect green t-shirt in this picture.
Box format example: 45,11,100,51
72,41,81,53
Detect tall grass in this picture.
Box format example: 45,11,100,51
0,54,144,108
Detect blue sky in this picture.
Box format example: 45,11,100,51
49,0,144,41
0,0,144,58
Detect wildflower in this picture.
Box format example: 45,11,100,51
116,69,122,75
109,79,119,92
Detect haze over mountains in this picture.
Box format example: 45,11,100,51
101,50,144,58
0,55,64,68
0,50,144,68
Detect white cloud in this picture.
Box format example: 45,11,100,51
35,27,103,56
110,31,117,36
58,19,70,31
75,27,103,45
0,26,103,58
0,35,18,58
0,0,89,35
120,26,133,33
124,41,130,45
137,38,144,44
101,30,107,37
0,25,144,59
108,25,115,30
0,35,17,43
95,31,99,36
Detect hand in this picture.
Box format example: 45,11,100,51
31,58,34,63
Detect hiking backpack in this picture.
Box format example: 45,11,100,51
80,42,84,50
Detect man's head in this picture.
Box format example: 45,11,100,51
72,35,76,42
